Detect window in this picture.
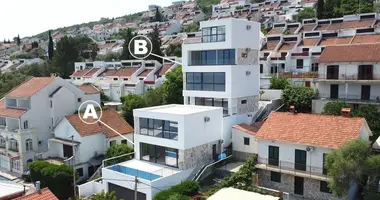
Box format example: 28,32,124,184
123,78,128,81
12,160,20,171
320,181,332,193
311,63,319,72
186,72,225,92
0,117,5,126
244,137,250,145
109,140,116,146
121,140,127,144
77,168,84,177
296,59,304,68
26,139,32,151
0,136,5,147
51,118,54,125
113,78,118,81
190,49,235,66
23,121,29,129
270,171,281,183
202,25,225,43
77,98,82,102
241,99,247,104
50,100,52,108
139,118,178,140
260,64,263,74
9,139,18,151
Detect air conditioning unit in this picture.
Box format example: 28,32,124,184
306,146,314,152
204,116,210,122
246,71,251,75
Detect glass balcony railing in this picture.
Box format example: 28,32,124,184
189,59,236,66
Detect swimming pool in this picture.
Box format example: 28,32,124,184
109,165,162,181
0,175,9,181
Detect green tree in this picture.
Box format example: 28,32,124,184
19,62,54,77
144,88,163,106
105,144,134,166
160,66,183,104
148,25,163,63
121,94,147,126
322,101,349,115
375,2,380,13
92,190,119,200
325,138,380,197
90,43,99,61
282,85,315,113
165,44,182,57
317,0,325,18
352,104,380,143
297,8,316,22
31,41,39,49
269,75,290,90
168,194,190,200
120,28,135,60
155,7,162,22
197,0,220,16
183,23,199,33
48,30,54,60
0,72,29,98
16,34,21,46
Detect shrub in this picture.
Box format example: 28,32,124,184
170,180,200,196
105,144,134,166
154,189,176,200
168,193,190,200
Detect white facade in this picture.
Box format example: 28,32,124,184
232,128,257,155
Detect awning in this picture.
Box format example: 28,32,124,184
49,137,80,146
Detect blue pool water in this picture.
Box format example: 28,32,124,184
109,165,162,181
0,176,9,181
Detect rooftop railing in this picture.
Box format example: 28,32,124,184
280,72,318,78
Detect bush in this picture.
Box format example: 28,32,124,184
365,192,380,200
168,193,190,200
105,144,134,166
154,189,176,200
170,180,200,196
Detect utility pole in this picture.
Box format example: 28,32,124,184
69,135,76,197
134,176,139,200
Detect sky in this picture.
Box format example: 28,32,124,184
0,0,173,40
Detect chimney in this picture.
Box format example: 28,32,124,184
289,105,295,114
36,181,41,193
341,108,351,117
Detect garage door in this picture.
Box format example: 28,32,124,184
108,183,146,200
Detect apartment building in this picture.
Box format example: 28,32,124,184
255,109,372,200
0,76,100,174
182,18,261,146
71,59,180,101
313,43,380,113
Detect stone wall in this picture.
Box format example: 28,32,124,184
237,95,259,115
236,48,259,65
232,150,253,161
179,141,219,170
257,170,345,200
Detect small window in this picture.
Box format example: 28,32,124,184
77,98,82,102
270,171,281,182
320,181,332,193
123,78,128,81
23,121,29,129
77,168,84,177
121,140,127,144
26,139,33,151
302,48,309,52
139,78,144,80
50,100,52,108
241,99,247,104
244,137,250,145
110,140,116,146
113,78,118,81
296,59,303,68
260,64,263,74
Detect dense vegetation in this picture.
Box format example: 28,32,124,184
318,0,374,19
105,144,134,166
154,180,200,200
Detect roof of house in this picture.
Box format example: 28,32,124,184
267,27,283,35
261,40,280,51
299,38,320,46
71,68,92,77
300,24,315,32
318,36,352,46
319,43,380,63
278,42,297,51
340,19,375,29
99,68,118,76
77,85,100,94
233,122,264,136
112,67,139,77
0,99,26,118
83,68,99,77
138,69,153,77
14,188,58,200
65,109,133,137
350,34,380,44
256,112,365,149
7,77,56,98
159,64,173,75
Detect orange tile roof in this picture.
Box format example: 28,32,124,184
315,23,330,31
262,41,280,51
299,38,319,46
278,42,296,51
83,68,100,77
112,67,139,77
267,27,283,35
318,37,352,46
351,34,380,44
160,64,172,75
233,122,264,136
15,188,58,200
71,68,92,77
256,112,365,149
100,68,118,76
7,77,56,98
0,99,26,118
77,85,100,94
319,43,380,63
300,24,315,32
340,19,375,29
326,22,343,31
66,109,133,137
286,26,299,34
139,69,153,76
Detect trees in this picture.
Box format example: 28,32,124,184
90,43,99,61
282,85,315,113
155,7,162,22
48,30,54,60
317,0,325,18
31,41,39,49
16,34,21,46
148,25,163,63
183,23,199,33
154,181,199,200
160,66,183,104
121,94,147,126
322,101,349,115
165,44,182,57
120,28,135,60
320,0,374,19
0,72,29,98
197,0,220,16
269,75,290,90
325,138,380,197
105,144,134,166
92,190,119,200
297,8,316,22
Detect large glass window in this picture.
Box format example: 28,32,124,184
189,49,235,66
139,118,178,140
186,72,225,92
140,143,179,168
202,26,225,43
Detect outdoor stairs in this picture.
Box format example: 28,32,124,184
187,164,206,181
368,177,380,193
88,164,103,181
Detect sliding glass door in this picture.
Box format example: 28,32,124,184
140,143,178,168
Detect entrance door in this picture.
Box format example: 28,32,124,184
63,145,73,158
294,176,304,195
361,85,370,100
295,150,307,171
330,84,339,99
268,146,279,166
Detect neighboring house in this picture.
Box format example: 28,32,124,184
255,108,372,200
313,43,380,113
0,76,100,174
232,122,263,160
14,186,58,200
0,181,25,200
42,109,133,180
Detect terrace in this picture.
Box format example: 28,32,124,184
280,72,318,79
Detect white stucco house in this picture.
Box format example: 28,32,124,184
231,122,263,160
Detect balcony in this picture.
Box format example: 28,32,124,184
280,72,318,79
270,57,286,61
318,73,380,83
317,93,380,104
291,52,309,57
256,157,328,181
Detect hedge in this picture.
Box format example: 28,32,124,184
154,180,200,200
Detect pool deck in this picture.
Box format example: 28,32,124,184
0,167,19,181
117,159,180,179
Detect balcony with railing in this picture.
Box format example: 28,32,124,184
317,93,380,104
291,52,309,57
256,157,328,181
318,73,380,82
280,72,318,79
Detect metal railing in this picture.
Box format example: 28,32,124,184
195,155,232,182
318,73,380,81
280,72,318,78
257,157,327,179
318,93,380,103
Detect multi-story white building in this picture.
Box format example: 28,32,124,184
255,109,372,200
182,18,261,146
0,76,100,174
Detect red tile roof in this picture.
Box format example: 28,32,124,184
350,34,380,44
0,99,26,118
139,69,153,77
71,68,92,77
299,38,319,46
286,26,299,34
83,68,100,77
100,69,118,76
7,77,56,98
318,37,352,46
77,85,100,94
300,24,315,32
112,67,139,77
262,41,280,51
256,112,365,149
340,19,375,29
160,64,172,75
267,27,283,35
278,42,297,51
233,122,264,136
319,43,380,63
15,188,58,200
66,109,133,137
315,23,330,31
